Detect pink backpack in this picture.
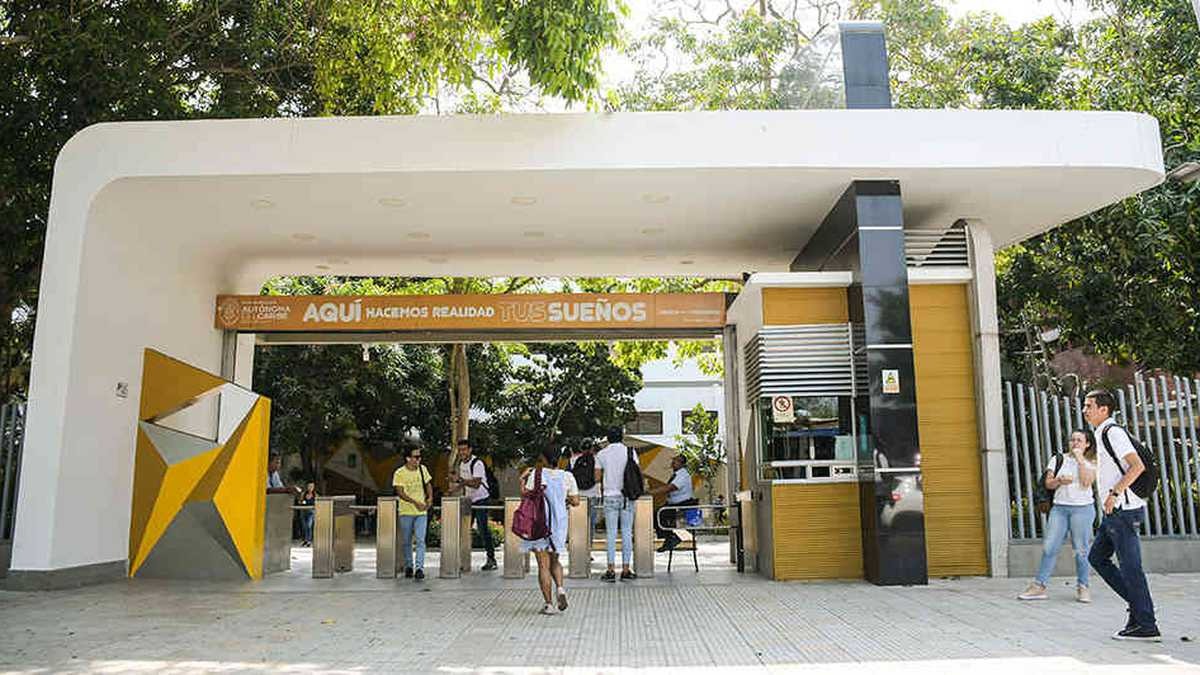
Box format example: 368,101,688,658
511,468,552,543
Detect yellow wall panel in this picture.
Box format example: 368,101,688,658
910,284,988,577
139,349,226,421
771,483,863,580
762,287,848,325
214,398,270,580
129,445,223,575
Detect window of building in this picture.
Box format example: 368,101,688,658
347,453,357,468
625,411,664,435
680,409,719,430
755,396,858,483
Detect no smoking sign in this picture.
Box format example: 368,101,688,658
771,395,795,423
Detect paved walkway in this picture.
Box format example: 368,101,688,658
2,544,1199,674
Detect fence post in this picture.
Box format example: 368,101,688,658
1004,383,1026,539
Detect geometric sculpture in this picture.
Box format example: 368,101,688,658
128,349,271,579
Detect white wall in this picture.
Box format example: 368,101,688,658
632,352,724,447
12,178,232,571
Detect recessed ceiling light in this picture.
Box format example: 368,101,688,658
426,256,448,263
250,198,275,209
523,230,545,239
641,193,670,204
378,197,408,208
641,227,665,236
532,255,555,263
642,254,660,261
680,259,695,265
407,231,431,240
327,257,349,265
291,233,316,242
315,264,331,271
510,196,538,206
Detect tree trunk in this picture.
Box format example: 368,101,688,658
454,343,470,443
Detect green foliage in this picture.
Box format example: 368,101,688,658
252,342,444,482
615,1,844,111
482,341,642,466
674,402,724,498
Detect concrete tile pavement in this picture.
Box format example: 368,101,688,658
1,543,1198,674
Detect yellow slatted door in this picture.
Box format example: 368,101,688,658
909,284,989,576
772,483,863,580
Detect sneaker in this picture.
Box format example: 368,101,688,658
404,567,413,578
1124,609,1137,632
539,603,557,616
1076,585,1091,603
414,569,425,581
481,559,498,571
620,569,637,581
1114,626,1161,642
1017,583,1048,600
557,590,568,612
600,570,617,583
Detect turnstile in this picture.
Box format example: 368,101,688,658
376,496,400,579
313,495,356,578
438,496,474,578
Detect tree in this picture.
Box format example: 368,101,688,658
252,342,444,490
674,402,724,500
0,0,624,400
482,342,642,466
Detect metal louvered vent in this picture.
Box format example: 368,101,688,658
745,324,856,401
905,222,970,268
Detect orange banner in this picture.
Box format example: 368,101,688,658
215,293,727,332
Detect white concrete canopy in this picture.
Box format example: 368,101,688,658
13,110,1163,575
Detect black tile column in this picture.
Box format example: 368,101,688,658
792,181,928,586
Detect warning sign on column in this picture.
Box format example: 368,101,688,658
882,369,900,394
771,396,795,423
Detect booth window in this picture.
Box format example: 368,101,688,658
756,395,857,483
625,411,664,435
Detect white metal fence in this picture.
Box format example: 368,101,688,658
1004,376,1200,540
1,401,25,540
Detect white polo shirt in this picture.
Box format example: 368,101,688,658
1094,418,1147,511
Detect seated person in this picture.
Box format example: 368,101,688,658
653,454,699,552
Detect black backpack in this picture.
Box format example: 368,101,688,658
570,453,597,491
1033,454,1064,515
621,446,644,501
471,457,502,503
1100,424,1159,500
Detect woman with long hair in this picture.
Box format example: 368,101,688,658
1019,428,1098,603
520,445,579,615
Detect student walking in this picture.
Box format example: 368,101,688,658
449,439,498,571
568,441,600,541
298,482,317,547
1018,429,1097,602
595,428,640,582
392,446,432,581
520,447,580,615
1084,390,1160,641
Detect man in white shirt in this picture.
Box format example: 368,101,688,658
1084,390,1159,641
448,439,497,571
594,428,639,582
653,454,698,552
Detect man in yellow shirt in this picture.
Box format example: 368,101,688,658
392,446,433,581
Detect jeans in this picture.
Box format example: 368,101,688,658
1088,507,1157,631
301,511,314,543
399,513,428,570
1035,503,1094,586
472,503,496,559
603,495,635,567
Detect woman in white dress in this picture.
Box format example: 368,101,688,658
520,446,579,615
